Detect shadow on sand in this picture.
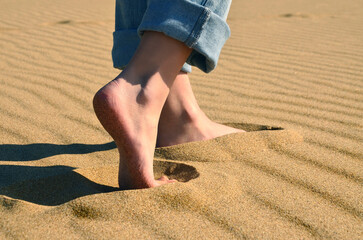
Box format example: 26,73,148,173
0,165,118,206
0,142,201,206
0,142,116,161
0,123,283,206
0,142,118,206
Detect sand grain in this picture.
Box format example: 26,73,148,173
1,0,362,239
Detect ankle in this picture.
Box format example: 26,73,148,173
180,104,206,124
124,32,192,86
160,98,208,126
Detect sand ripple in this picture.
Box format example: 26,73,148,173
1,0,362,239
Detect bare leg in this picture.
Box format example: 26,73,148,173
93,32,192,189
157,72,243,147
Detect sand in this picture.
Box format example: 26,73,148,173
0,0,362,239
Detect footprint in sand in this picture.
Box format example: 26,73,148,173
279,13,310,18
278,13,336,19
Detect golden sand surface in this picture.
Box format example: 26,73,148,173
0,0,362,239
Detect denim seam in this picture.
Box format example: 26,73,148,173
185,8,211,48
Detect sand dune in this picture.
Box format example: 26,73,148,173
1,0,362,239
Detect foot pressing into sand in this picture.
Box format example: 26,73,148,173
157,72,244,147
93,32,191,189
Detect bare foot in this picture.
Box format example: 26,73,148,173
94,76,172,189
93,32,191,189
157,72,244,147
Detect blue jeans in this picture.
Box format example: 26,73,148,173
112,0,232,73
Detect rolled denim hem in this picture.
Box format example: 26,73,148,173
137,0,230,73
112,29,192,73
112,29,139,70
